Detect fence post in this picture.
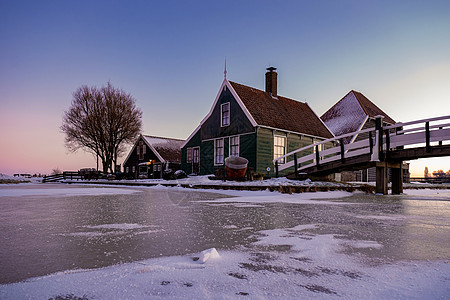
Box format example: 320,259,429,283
294,153,298,178
375,116,384,161
315,145,320,168
340,138,345,163
395,126,404,150
425,121,431,153
384,129,390,160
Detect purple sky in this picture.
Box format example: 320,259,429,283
1,0,450,176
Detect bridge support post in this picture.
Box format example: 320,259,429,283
376,162,388,195
391,162,403,195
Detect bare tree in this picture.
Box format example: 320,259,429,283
61,83,142,173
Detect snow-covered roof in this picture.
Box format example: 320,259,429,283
142,135,184,163
321,90,396,141
123,135,184,165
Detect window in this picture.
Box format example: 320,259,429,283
214,139,224,165
187,148,193,163
221,102,230,127
193,147,200,163
137,140,145,160
126,167,129,173
274,135,286,164
132,166,135,173
313,139,324,162
229,136,240,157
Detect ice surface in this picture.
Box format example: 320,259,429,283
0,186,141,197
0,183,448,299
1,224,448,299
198,190,354,205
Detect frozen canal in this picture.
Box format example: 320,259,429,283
0,183,449,299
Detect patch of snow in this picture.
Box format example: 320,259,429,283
82,224,154,230
354,214,407,221
0,187,141,197
347,240,384,249
198,190,353,205
0,173,42,183
403,188,450,197
3,225,448,299
222,225,238,229
197,248,220,264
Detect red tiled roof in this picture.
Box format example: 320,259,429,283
352,91,395,125
229,81,333,139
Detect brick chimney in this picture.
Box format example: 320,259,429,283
265,67,277,97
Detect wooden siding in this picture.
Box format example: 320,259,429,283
256,127,274,176
197,134,256,175
181,129,201,175
239,133,257,173
201,87,254,140
200,140,214,174
256,128,330,177
124,137,161,178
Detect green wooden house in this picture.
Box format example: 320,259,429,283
181,67,334,177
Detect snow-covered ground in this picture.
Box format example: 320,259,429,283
64,175,356,187
0,185,449,299
1,236,448,299
0,173,42,184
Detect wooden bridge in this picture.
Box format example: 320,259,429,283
274,115,450,195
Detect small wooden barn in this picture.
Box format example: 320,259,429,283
123,135,184,179
181,67,334,177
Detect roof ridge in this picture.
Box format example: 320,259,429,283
229,81,333,138
351,91,395,124
142,135,184,142
229,81,306,104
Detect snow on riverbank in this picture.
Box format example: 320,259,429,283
1,224,448,299
0,173,42,184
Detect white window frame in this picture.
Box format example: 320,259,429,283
214,138,225,165
193,147,200,164
274,135,286,164
229,136,240,157
186,147,193,163
221,102,230,127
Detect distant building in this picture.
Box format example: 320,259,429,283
123,135,184,179
181,67,334,177
321,90,409,182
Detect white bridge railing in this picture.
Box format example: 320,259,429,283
273,115,450,176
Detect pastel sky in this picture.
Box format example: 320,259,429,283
1,0,449,176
